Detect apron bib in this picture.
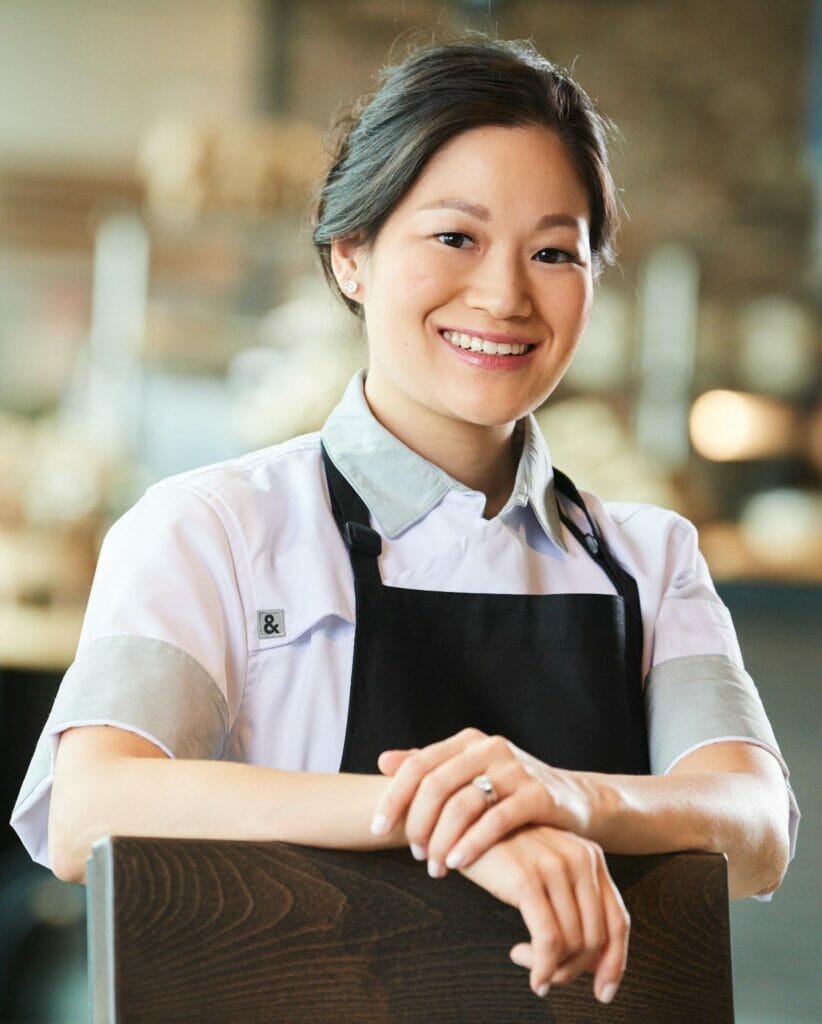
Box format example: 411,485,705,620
321,445,649,776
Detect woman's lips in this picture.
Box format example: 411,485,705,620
438,326,540,348
438,328,537,370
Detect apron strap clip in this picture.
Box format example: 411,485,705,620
584,533,600,556
345,521,382,557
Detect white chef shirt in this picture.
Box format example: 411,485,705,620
12,369,799,896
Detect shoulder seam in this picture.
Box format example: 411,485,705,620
170,433,322,488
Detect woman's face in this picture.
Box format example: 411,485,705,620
335,123,594,434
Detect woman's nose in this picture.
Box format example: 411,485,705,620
464,254,533,320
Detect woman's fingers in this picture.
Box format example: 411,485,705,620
410,745,537,870
519,882,567,996
511,846,587,996
590,855,630,1004
545,842,606,985
509,942,533,970
542,843,628,1003
439,778,552,869
376,748,416,777
403,744,497,848
525,841,608,997
370,731,475,835
371,728,492,841
423,775,498,875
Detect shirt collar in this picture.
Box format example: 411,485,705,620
320,369,568,552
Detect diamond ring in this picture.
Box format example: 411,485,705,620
471,774,498,807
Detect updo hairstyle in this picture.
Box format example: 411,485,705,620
311,32,620,318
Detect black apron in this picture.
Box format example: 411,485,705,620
321,445,650,777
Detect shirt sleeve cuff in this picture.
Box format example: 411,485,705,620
645,653,800,900
646,653,781,773
9,634,229,869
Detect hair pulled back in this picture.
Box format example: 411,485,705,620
311,32,619,317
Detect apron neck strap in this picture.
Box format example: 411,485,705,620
553,468,643,673
321,442,382,585
553,469,629,593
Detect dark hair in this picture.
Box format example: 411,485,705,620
311,31,620,318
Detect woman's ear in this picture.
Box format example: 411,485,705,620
330,233,368,296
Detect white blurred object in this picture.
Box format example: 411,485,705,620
138,372,242,483
535,397,680,509
137,119,207,226
738,296,817,397
635,244,700,469
741,488,822,568
85,213,149,458
565,287,633,390
0,413,107,526
231,275,364,446
24,421,104,523
689,389,798,460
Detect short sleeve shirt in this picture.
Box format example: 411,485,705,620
11,369,800,891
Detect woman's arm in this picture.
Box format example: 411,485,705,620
49,723,631,1003
372,732,791,899
570,741,791,898
48,725,408,884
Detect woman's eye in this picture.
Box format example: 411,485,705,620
535,248,574,264
436,232,473,249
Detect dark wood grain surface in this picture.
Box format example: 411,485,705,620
88,838,734,1024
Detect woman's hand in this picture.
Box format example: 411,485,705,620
371,728,603,875
459,824,629,1003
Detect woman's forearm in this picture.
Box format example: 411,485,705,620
49,727,406,884
581,742,791,899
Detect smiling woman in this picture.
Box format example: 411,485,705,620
331,125,594,483
12,30,798,1011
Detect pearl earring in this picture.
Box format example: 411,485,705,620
344,279,358,294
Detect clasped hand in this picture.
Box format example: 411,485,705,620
370,727,627,1004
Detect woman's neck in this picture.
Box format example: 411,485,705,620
363,376,522,519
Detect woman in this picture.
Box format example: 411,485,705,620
12,33,797,1006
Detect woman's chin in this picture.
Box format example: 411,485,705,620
443,395,532,430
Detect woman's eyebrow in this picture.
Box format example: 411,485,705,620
415,198,580,230
416,198,488,218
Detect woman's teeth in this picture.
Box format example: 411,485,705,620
442,330,530,356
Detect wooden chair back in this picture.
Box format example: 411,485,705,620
87,837,734,1023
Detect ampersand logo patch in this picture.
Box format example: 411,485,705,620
257,609,286,639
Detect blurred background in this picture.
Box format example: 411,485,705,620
0,1,818,1021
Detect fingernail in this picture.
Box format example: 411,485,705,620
599,982,618,1004
509,948,528,968
410,844,426,861
370,814,389,835
445,849,463,869
427,860,443,878
537,983,550,998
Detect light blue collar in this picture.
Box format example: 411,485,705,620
320,369,568,551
